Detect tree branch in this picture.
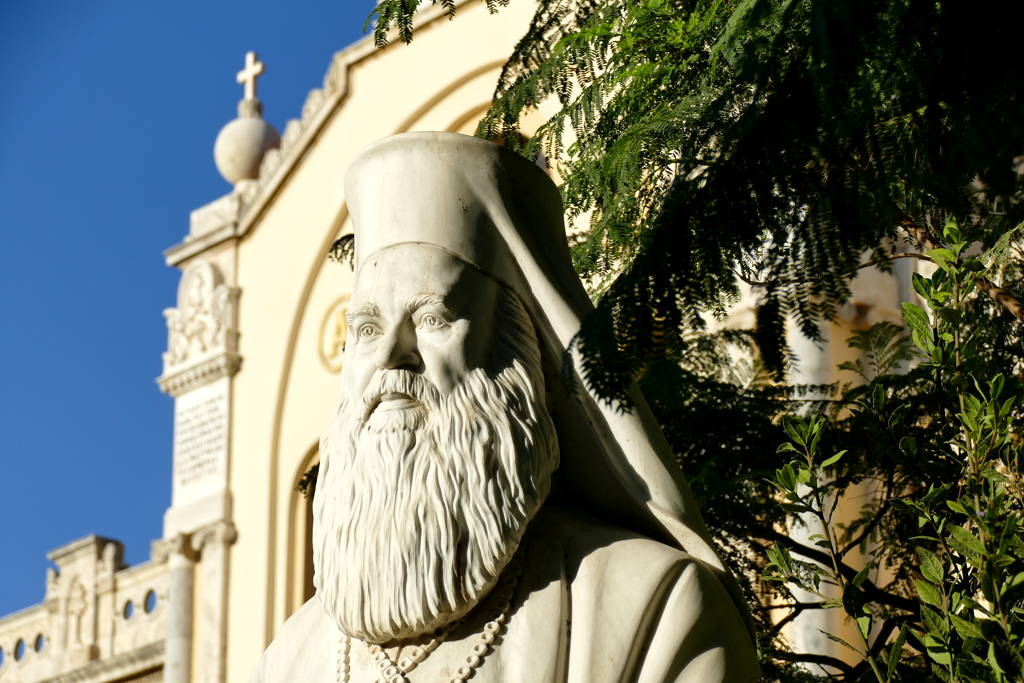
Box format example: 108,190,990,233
896,212,942,251
768,601,825,636
976,275,1024,323
844,615,918,679
772,650,854,674
839,500,889,559
756,527,920,613
735,253,932,287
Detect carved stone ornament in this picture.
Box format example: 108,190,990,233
46,567,61,599
318,295,351,373
158,261,241,397
190,521,238,554
67,580,89,646
151,533,196,564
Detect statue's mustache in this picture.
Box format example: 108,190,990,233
361,369,440,418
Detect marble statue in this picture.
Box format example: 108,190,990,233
250,132,761,683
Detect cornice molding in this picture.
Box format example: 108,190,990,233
156,352,241,397
190,520,238,553
42,642,164,683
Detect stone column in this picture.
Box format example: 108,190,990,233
191,521,237,683
164,534,196,683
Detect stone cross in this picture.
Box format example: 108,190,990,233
236,51,265,101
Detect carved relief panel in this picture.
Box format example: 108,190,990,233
158,259,241,513
158,261,240,397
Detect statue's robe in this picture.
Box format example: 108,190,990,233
249,506,760,683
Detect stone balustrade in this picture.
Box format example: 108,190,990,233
0,536,168,683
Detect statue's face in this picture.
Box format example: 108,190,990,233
316,241,559,642
342,243,501,402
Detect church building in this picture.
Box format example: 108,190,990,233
0,2,914,681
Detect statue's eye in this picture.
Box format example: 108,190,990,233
357,324,379,339
420,314,446,329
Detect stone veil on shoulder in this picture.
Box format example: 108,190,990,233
249,132,761,683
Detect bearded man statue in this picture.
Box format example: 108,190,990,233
250,133,761,683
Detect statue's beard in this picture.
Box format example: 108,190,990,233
312,288,559,643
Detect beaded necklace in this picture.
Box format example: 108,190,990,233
336,552,523,683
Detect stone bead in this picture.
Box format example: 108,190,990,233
472,643,488,655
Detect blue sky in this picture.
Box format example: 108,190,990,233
0,0,376,617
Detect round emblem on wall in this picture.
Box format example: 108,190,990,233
318,295,351,373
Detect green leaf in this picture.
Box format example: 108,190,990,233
820,450,847,469
902,302,931,335
919,631,952,666
947,525,985,559
989,373,1005,401
912,272,930,300
988,636,1024,678
946,499,968,515
959,596,992,617
936,308,963,324
950,613,983,640
921,604,949,638
926,248,957,272
887,624,907,679
943,219,962,243
922,484,954,507
899,436,918,456
819,630,864,658
856,614,872,638
776,463,796,491
918,547,944,583
916,578,943,606
782,416,805,447
979,619,1005,643
776,442,798,453
851,565,871,588
808,426,822,458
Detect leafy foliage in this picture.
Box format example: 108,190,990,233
763,224,1024,681
360,1,1024,678
371,0,1024,399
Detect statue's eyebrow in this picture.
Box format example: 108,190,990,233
405,294,453,315
346,302,380,323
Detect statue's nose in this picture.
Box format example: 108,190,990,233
376,321,422,372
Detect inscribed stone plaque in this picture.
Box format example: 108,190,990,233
172,377,230,505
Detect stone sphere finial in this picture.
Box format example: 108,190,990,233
213,52,280,185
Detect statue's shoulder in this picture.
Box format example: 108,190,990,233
524,505,760,683
248,597,335,683
530,504,693,577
